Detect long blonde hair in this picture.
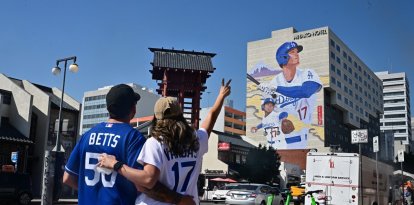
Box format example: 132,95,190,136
150,115,199,155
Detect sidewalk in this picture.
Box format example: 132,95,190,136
31,199,78,204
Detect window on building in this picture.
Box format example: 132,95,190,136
349,90,353,96
348,56,352,63
345,98,348,105
344,74,348,81
331,77,336,84
336,45,341,52
384,114,406,118
344,86,348,93
384,99,405,103
1,117,9,126
337,81,342,88
336,57,341,64
330,52,336,59
337,69,341,76
384,91,405,96
0,90,12,105
384,106,405,111
337,93,342,100
383,77,403,82
330,39,335,47
330,64,336,72
343,51,347,58
384,122,406,126
350,112,354,119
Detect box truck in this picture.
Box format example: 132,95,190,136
305,152,394,205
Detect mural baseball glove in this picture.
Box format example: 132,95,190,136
281,118,295,134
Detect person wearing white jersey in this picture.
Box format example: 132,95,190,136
251,97,288,149
260,41,322,149
98,79,232,205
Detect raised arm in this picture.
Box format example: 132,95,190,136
201,79,231,136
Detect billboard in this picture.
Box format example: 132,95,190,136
246,28,329,150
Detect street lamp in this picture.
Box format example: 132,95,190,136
52,56,78,151
42,56,78,205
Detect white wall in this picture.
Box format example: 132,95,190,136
0,73,32,137
201,132,228,174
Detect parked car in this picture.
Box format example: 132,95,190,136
0,171,33,205
225,183,284,205
212,184,239,202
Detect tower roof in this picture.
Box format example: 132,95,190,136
149,47,216,72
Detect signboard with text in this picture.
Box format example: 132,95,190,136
351,129,368,144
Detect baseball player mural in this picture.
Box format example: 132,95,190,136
247,41,322,149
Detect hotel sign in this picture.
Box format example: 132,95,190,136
294,29,327,40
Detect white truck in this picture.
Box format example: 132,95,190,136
304,152,394,205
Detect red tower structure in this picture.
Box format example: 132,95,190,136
149,48,216,129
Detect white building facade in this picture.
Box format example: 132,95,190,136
376,71,412,156
80,83,159,134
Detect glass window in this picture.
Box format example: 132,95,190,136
330,64,336,72
330,39,335,47
337,93,342,100
336,45,341,52
330,52,335,59
336,57,341,64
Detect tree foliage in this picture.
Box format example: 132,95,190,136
239,144,281,184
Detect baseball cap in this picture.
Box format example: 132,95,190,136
154,97,182,120
106,84,141,116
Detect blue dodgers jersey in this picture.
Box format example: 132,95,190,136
65,122,146,205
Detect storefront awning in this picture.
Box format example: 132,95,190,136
0,124,33,144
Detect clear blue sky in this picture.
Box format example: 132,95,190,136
1,0,413,114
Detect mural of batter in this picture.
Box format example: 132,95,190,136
259,41,322,149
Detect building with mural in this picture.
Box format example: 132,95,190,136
246,27,384,156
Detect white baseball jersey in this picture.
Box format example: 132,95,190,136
259,111,286,149
268,68,321,148
135,128,208,205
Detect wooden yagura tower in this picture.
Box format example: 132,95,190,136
149,48,216,129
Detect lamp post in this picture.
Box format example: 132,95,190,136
42,56,78,205
52,56,79,152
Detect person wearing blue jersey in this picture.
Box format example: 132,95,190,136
260,42,322,149
97,79,232,205
63,84,193,205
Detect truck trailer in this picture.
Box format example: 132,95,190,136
304,152,394,205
